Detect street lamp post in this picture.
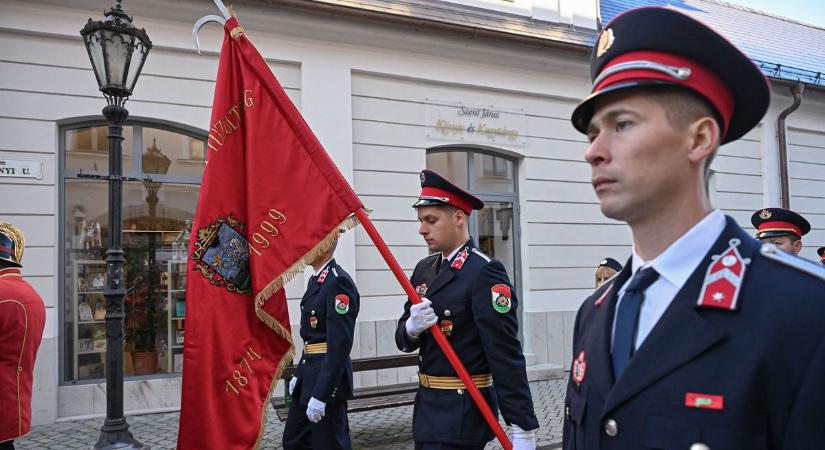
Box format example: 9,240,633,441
80,1,152,448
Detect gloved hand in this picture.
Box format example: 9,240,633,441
306,397,326,423
511,424,536,450
288,376,297,396
405,298,438,337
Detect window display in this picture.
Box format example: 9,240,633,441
62,122,203,382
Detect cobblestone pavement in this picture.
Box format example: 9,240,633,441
17,378,565,450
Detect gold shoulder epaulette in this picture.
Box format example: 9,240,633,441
760,244,825,282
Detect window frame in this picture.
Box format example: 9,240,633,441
426,146,524,340
58,116,207,385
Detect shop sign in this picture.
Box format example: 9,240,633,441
425,99,526,147
0,158,43,179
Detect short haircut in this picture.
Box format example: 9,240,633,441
644,85,721,175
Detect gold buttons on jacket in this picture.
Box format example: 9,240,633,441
603,418,618,437
690,444,710,450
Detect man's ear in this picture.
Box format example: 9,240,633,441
454,209,467,227
792,239,803,255
687,116,720,166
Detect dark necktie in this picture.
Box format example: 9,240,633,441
612,267,660,380
436,257,449,274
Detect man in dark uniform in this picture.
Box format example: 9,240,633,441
0,222,46,450
750,207,810,255
282,237,359,450
563,7,825,450
396,169,539,450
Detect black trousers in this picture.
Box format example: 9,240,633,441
0,440,14,450
282,385,351,450
415,443,484,450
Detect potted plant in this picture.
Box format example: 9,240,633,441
124,247,165,375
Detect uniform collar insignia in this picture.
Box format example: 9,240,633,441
451,248,469,270
697,238,750,311
317,267,329,284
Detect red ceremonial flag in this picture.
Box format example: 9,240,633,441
177,16,363,449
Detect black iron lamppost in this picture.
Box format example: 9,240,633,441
80,1,152,448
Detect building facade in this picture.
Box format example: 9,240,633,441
1,0,823,423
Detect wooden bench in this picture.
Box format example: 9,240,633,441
271,354,420,421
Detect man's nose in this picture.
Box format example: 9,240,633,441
584,134,608,166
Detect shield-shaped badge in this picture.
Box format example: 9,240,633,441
572,351,587,385
440,319,453,337
335,294,350,314
491,284,512,313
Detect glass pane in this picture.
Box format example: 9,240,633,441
102,30,130,89
63,178,200,381
143,127,205,178
65,125,134,173
473,153,515,193
64,179,109,381
426,151,468,189
122,181,199,376
476,201,516,283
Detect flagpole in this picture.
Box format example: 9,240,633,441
354,208,512,450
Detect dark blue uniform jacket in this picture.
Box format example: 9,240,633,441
294,259,359,406
563,216,825,450
396,239,539,446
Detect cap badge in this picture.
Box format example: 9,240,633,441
596,28,615,58
317,268,329,283
309,316,318,328
335,294,350,314
572,351,587,385
759,209,772,220
440,319,453,337
451,248,469,270
697,238,750,311
491,284,512,313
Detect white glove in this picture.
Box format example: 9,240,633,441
306,397,326,423
405,298,438,337
511,424,536,450
288,376,297,396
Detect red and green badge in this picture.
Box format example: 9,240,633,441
684,392,724,410
440,319,453,337
572,351,587,385
491,284,512,313
309,316,318,328
335,294,350,314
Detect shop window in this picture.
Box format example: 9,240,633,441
61,120,205,383
426,149,519,282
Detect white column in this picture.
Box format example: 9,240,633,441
300,56,357,281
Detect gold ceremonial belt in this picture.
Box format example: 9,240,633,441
304,342,328,354
418,373,493,390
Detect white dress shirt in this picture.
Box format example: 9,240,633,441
313,257,333,276
612,209,726,350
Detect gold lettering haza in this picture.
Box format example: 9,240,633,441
208,89,255,153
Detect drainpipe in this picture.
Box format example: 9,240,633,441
776,82,804,209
